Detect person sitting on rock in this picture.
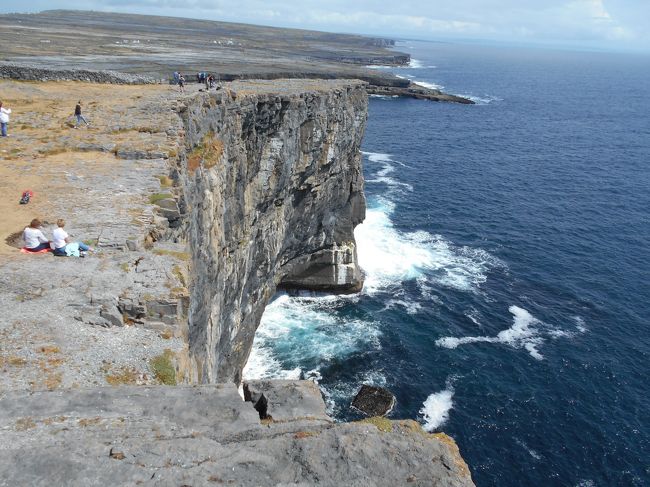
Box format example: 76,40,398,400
52,219,93,257
23,218,51,252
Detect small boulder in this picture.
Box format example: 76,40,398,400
351,385,396,417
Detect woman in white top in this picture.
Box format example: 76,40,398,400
0,100,11,137
52,219,92,256
23,218,51,252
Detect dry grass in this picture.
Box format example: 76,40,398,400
152,248,190,261
359,416,393,433
105,366,140,386
187,131,224,173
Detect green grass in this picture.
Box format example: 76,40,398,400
150,350,176,385
148,193,173,204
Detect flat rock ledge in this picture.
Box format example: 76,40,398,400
0,381,475,486
367,83,475,104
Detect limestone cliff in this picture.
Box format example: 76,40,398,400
177,80,367,384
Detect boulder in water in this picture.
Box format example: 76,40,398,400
351,384,396,416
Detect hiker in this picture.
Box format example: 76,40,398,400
173,71,180,84
178,74,185,93
0,100,11,137
208,74,215,90
74,101,89,128
52,219,92,257
23,218,51,252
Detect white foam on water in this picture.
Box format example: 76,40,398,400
384,298,422,316
457,93,503,105
243,293,381,381
420,386,454,431
356,199,499,295
413,80,444,90
436,306,545,359
515,438,542,460
408,59,424,68
369,94,399,99
574,316,588,333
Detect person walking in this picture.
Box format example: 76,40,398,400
74,101,89,128
0,101,11,137
178,74,185,93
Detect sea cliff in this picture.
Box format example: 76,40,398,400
178,80,367,383
0,76,474,485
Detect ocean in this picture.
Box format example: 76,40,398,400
243,41,650,486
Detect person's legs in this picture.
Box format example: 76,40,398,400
78,242,90,251
80,115,89,125
53,246,67,256
1,122,6,136
26,242,51,252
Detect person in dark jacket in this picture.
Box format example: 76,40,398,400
74,100,89,128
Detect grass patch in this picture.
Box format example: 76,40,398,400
83,238,98,247
148,193,173,204
15,417,37,431
157,175,173,187
359,416,393,433
150,350,176,385
105,367,139,386
187,131,224,173
294,431,319,439
152,248,190,261
38,345,60,355
119,262,130,273
172,264,187,287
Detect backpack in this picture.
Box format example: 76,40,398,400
19,190,33,204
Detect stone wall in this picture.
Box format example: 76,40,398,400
176,80,367,383
0,63,159,84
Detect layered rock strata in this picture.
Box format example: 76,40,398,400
177,79,367,383
0,382,474,486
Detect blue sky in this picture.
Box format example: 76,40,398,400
2,1,649,51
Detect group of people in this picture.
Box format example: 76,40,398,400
23,218,93,257
0,100,90,137
173,71,219,93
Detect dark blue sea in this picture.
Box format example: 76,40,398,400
244,41,650,486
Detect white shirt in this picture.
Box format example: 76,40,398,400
23,227,48,248
0,107,10,123
52,227,69,249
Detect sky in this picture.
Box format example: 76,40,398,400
2,0,649,52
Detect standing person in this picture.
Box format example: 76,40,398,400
178,74,185,93
52,219,92,257
74,101,89,128
23,218,51,252
0,100,11,137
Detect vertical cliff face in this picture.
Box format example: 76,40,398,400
178,80,367,383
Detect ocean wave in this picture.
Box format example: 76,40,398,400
413,80,444,90
369,94,399,99
435,305,582,360
420,383,454,431
408,59,423,68
242,293,381,381
457,93,503,105
355,197,500,295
